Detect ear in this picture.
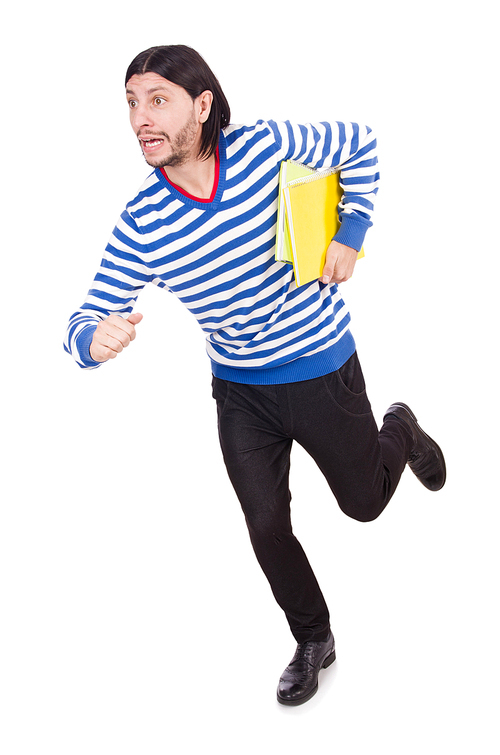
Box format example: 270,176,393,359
197,90,213,124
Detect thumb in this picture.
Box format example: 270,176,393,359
127,313,143,325
321,260,335,284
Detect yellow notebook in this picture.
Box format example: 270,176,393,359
275,160,364,287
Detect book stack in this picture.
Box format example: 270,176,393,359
275,160,364,287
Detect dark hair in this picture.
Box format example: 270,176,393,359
125,45,230,161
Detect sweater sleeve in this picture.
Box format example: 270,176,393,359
63,209,153,369
268,120,380,251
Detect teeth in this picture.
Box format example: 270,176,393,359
144,139,161,146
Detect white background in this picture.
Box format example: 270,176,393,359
1,1,499,752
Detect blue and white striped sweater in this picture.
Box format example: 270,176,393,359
64,119,379,383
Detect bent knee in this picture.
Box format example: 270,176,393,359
337,494,386,523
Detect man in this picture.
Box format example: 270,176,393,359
64,45,446,706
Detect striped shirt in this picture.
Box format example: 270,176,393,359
64,119,379,383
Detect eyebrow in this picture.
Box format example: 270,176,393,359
126,86,169,96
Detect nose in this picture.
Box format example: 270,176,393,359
130,102,154,133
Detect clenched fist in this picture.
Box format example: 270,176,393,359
89,313,143,363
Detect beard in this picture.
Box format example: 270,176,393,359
141,112,199,169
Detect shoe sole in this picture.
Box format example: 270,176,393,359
391,402,447,491
277,650,336,706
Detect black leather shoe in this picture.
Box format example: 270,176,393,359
277,631,336,706
384,402,446,491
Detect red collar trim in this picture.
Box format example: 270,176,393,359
161,147,219,203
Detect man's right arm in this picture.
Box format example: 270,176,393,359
64,208,152,369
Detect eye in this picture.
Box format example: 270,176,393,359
128,99,138,109
154,96,166,106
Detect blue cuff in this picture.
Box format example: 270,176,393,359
333,215,371,252
75,325,101,368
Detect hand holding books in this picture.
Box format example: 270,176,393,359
275,160,364,287
320,239,358,285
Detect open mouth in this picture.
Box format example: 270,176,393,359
140,136,165,153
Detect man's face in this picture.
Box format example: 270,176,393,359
126,73,202,169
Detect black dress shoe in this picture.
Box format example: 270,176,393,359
384,402,446,491
277,631,336,706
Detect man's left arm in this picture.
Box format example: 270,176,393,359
327,123,379,283
322,123,379,284
271,121,379,284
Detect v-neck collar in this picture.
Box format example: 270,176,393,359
157,131,226,210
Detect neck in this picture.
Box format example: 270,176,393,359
163,153,216,200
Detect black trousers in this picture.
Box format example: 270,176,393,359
212,352,412,643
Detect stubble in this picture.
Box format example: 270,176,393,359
142,112,199,169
